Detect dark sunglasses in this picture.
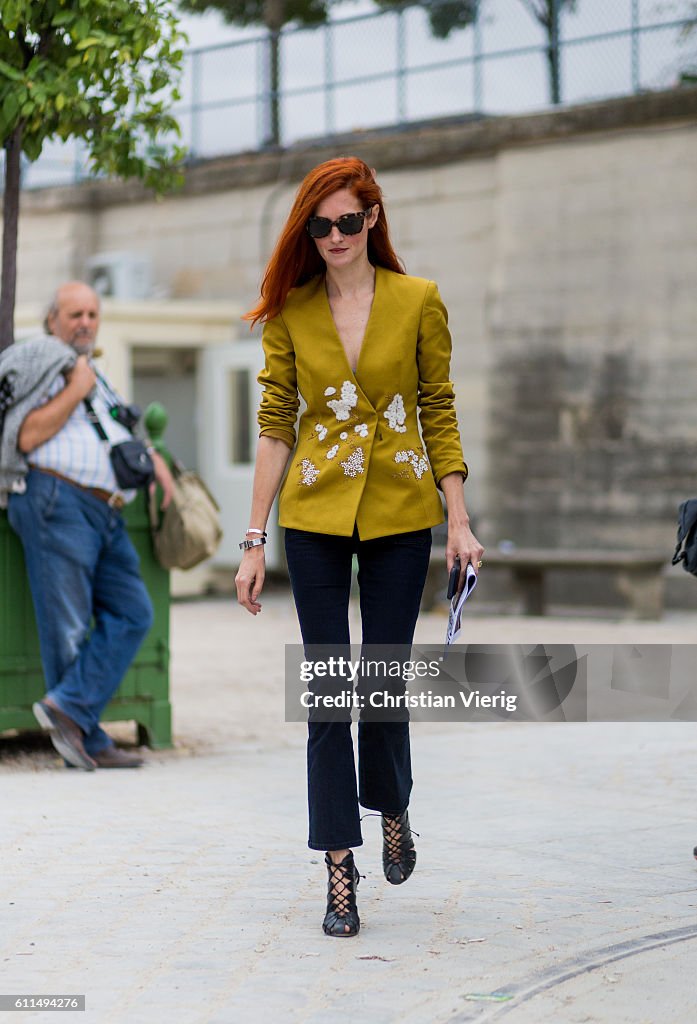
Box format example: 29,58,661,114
306,208,373,239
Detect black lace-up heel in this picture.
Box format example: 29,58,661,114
382,810,417,885
323,851,361,937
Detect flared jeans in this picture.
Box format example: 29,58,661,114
284,526,432,851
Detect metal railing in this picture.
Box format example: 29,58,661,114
20,0,697,189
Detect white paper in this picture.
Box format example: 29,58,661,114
445,562,478,647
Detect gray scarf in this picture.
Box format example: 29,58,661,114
0,335,76,508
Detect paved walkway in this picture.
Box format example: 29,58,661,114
2,596,696,1023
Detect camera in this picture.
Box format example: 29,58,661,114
109,402,141,432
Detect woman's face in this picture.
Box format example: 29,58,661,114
311,188,380,272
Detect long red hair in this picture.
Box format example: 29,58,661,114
245,157,405,325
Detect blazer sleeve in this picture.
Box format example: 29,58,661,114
416,281,468,486
257,313,300,450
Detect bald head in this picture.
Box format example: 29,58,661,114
45,281,101,354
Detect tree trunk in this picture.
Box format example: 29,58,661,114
262,0,285,147
547,0,561,105
546,45,561,104
0,124,22,353
266,29,281,147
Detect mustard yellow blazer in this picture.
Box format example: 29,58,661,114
257,266,468,540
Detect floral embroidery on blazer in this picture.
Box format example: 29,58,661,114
257,266,467,540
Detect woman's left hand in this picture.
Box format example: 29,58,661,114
446,522,485,588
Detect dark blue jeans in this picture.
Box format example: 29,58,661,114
285,526,432,852
8,469,153,755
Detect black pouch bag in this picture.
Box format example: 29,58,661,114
109,439,155,489
84,398,155,490
672,498,697,577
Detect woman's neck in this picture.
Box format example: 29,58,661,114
325,259,375,299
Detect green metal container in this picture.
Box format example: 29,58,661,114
0,478,172,750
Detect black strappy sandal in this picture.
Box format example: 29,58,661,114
323,851,361,937
382,810,417,885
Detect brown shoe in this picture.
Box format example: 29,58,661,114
32,699,96,771
93,746,144,769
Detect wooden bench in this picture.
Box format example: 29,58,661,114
423,548,668,620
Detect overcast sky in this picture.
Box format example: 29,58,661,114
176,0,389,46
176,0,690,50
171,0,693,155
27,0,694,187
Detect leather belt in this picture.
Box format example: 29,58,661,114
29,467,126,509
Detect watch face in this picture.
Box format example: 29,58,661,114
240,537,265,550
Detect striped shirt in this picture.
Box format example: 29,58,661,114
29,374,138,501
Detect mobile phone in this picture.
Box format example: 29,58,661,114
447,556,461,600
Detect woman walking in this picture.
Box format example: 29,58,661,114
236,157,483,936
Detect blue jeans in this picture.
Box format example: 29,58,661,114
285,527,432,852
8,469,153,755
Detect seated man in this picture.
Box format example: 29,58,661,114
4,281,173,769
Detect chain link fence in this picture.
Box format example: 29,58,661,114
22,0,697,189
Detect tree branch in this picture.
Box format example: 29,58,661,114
15,27,34,66
37,29,57,59
517,0,545,26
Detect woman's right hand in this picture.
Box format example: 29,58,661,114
235,548,266,615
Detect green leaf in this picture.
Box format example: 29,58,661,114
52,10,76,27
2,90,19,124
23,134,45,161
76,37,101,51
0,58,24,83
55,93,65,111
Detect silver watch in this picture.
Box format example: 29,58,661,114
239,537,266,550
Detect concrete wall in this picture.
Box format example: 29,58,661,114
6,87,697,605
